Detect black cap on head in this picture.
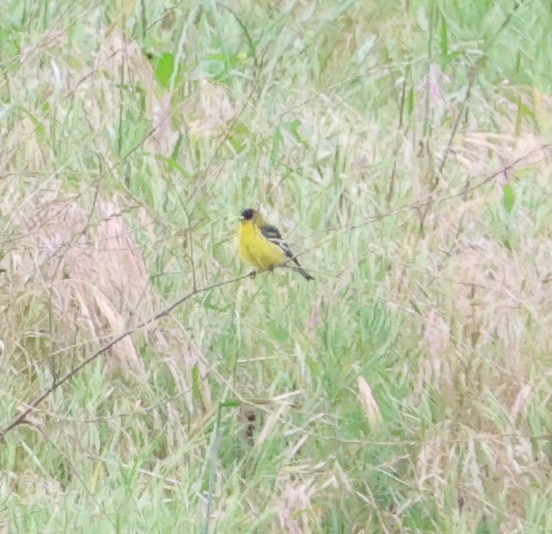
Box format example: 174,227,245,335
241,208,255,220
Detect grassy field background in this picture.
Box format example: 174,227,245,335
1,0,551,532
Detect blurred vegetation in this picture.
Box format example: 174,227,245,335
1,0,551,532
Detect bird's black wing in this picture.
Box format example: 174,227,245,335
260,224,282,240
260,224,301,266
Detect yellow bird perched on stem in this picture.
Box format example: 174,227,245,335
238,208,314,281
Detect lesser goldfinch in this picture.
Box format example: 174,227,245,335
238,208,314,281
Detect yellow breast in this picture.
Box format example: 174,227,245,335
239,220,286,271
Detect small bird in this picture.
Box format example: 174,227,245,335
238,208,314,281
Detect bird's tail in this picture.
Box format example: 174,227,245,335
292,266,314,281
